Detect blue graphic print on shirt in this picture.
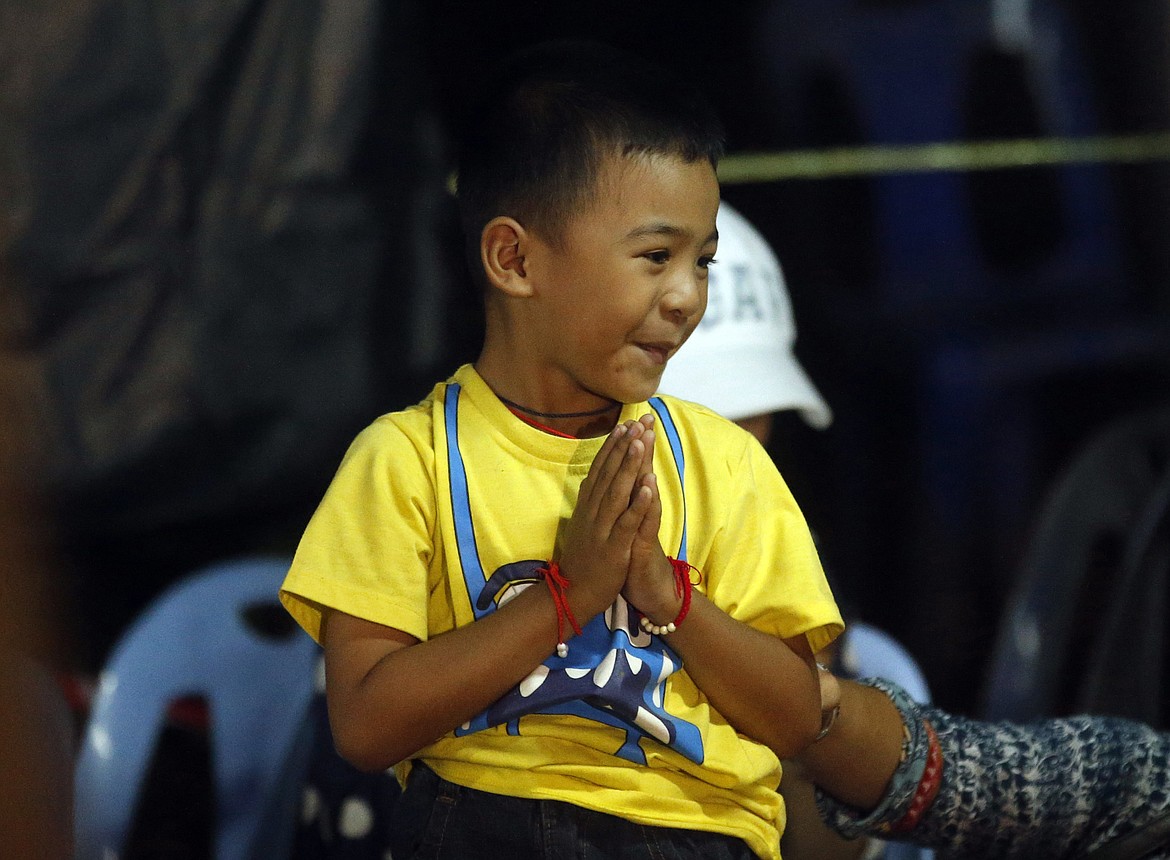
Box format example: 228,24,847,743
444,386,705,765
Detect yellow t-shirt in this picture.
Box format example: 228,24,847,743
281,364,842,859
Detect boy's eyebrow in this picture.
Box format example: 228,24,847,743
623,222,720,245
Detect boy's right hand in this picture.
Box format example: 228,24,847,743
557,419,656,618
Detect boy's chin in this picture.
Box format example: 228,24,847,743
593,365,666,406
619,375,666,405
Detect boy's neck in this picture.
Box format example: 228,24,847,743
474,361,622,439
501,397,621,439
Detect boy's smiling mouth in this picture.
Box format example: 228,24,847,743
636,341,677,365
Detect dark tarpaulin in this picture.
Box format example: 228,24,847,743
0,0,448,666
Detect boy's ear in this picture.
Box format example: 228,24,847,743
480,216,534,297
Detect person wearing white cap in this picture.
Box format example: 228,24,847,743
658,201,831,442
659,203,1170,860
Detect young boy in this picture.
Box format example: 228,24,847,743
280,40,842,860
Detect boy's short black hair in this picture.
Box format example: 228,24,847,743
455,39,725,279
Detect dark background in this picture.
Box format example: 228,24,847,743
4,0,1170,715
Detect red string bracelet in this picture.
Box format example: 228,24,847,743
537,562,582,657
889,718,943,833
639,558,697,636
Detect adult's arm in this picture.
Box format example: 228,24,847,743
804,677,1170,860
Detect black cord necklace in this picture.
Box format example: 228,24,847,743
497,394,621,420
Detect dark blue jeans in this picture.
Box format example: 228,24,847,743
388,762,758,860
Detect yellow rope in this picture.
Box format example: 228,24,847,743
717,131,1170,184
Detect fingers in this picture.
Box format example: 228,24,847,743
598,415,657,485
577,421,628,503
634,418,656,501
611,474,656,543
573,413,659,546
595,430,648,528
585,416,650,505
638,414,656,461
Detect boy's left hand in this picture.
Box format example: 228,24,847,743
621,415,683,624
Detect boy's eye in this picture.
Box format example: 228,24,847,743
699,255,717,270
644,250,670,265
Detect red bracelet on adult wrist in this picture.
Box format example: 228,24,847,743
638,558,698,636
889,718,943,833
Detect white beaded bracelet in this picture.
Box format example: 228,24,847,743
639,616,677,636
637,558,696,636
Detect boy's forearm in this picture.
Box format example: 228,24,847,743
667,591,822,759
324,582,612,771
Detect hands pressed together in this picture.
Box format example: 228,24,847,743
557,414,683,628
557,412,824,758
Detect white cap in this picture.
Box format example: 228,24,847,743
658,202,832,428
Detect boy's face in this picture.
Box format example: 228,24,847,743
526,151,720,405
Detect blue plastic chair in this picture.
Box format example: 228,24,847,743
840,621,931,706
73,556,320,860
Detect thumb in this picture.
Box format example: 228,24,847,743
635,473,661,543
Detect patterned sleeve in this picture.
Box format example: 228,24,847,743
815,678,1170,859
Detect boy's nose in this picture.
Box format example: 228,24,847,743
662,272,707,323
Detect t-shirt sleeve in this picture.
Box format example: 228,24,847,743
702,432,843,654
279,416,436,644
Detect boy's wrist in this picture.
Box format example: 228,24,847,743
629,557,685,624
562,573,620,622
634,592,684,626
